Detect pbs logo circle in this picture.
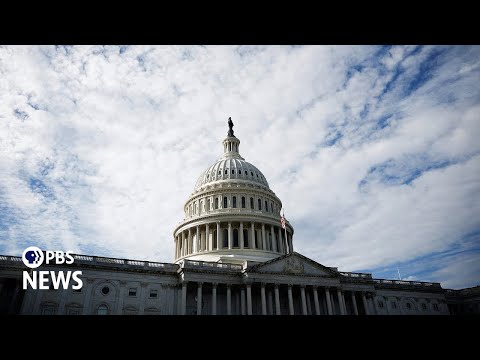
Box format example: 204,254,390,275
22,246,44,269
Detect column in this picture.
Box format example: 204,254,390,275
197,283,203,315
261,224,266,250
139,282,147,315
288,233,293,253
261,283,267,315
181,231,186,256
251,222,256,249
271,225,277,252
325,288,333,315
313,286,320,315
116,281,127,315
330,293,336,314
274,285,281,315
188,229,192,254
241,287,246,315
240,222,244,249
300,286,307,315
216,222,221,250
175,236,178,258
351,292,359,315
288,285,294,315
212,283,217,315
362,292,370,315
82,278,95,315
226,285,232,315
228,222,232,249
246,284,252,315
206,224,211,251
277,227,283,254
196,226,200,253
337,288,345,315
267,289,273,315
181,282,188,315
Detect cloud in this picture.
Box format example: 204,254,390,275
0,45,479,289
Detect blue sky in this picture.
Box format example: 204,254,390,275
0,45,479,289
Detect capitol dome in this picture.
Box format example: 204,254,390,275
173,118,294,264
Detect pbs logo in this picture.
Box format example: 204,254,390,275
22,246,44,269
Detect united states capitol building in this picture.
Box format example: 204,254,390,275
0,121,478,315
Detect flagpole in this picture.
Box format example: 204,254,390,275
282,209,289,254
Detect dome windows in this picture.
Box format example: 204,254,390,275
233,196,237,208
241,196,246,208
258,199,262,210
223,197,228,208
250,197,254,209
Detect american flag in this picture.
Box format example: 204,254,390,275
280,214,286,229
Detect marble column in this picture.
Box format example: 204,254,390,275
337,289,345,315
325,288,333,315
251,222,256,249
362,292,370,315
246,284,252,315
300,286,307,315
197,282,203,315
261,283,267,315
271,225,277,252
274,285,281,315
261,224,266,250
212,283,217,315
182,231,186,256
206,224,211,251
216,222,221,250
227,285,231,315
228,222,232,249
240,222,244,249
313,286,320,315
188,228,192,254
267,289,273,315
288,285,294,315
181,282,187,315
196,226,200,253
352,292,358,315
241,287,246,315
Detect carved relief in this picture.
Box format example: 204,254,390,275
283,258,304,274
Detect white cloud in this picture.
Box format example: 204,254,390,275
0,45,479,289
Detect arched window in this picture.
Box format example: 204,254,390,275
243,229,249,248
406,303,412,310
214,198,219,210
250,197,254,209
233,229,239,247
241,196,246,208
244,171,247,175
421,303,427,310
258,199,262,211
97,304,108,315
223,229,229,248
265,200,268,212
223,197,228,208
232,169,235,174
233,196,237,208
270,202,273,212
225,169,228,174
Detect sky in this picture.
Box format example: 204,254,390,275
0,45,479,290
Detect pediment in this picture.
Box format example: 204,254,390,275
249,252,339,277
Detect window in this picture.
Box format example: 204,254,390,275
421,303,427,310
433,303,439,311
223,229,228,248
265,200,268,212
66,304,82,315
232,169,235,174
391,302,397,309
129,288,137,297
41,304,57,315
218,170,221,175
270,202,273,212
243,229,249,248
406,303,412,310
251,171,253,176
101,286,110,295
97,304,108,315
241,196,246,208
223,197,228,208
244,171,247,175
258,199,262,210
378,301,384,308
149,290,158,298
250,197,254,209
225,169,228,174
233,228,239,247
215,198,219,209
256,173,259,178
233,196,237,208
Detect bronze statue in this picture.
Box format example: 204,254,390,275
227,117,234,136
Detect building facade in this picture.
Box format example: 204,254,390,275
0,121,475,315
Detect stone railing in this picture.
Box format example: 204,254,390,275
373,278,442,288
0,254,178,272
180,259,243,271
183,208,288,223
340,272,373,279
